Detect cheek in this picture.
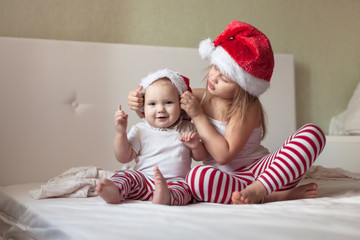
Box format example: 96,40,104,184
222,86,236,98
144,107,153,116
171,106,181,118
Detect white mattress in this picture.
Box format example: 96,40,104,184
1,167,360,240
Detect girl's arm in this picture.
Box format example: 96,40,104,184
191,109,259,165
128,85,145,118
113,105,137,163
181,91,261,165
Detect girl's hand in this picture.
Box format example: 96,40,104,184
180,91,203,119
114,105,128,133
179,131,201,149
127,85,144,111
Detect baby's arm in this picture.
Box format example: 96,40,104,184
113,105,137,163
180,131,208,161
128,85,145,118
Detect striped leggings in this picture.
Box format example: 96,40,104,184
186,124,326,204
110,170,192,205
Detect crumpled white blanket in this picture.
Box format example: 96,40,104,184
29,166,115,199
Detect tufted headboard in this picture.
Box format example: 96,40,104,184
0,37,295,185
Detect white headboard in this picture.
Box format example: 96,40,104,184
0,37,295,185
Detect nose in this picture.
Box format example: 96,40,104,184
212,70,221,83
157,104,166,112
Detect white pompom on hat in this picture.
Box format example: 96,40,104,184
199,21,274,97
140,68,192,95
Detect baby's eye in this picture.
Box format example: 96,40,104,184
148,102,156,106
165,101,173,105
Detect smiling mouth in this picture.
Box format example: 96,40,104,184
157,116,168,120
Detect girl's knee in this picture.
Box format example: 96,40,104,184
300,123,324,134
299,123,326,143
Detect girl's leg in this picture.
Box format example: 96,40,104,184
263,182,318,203
233,123,326,204
186,165,250,204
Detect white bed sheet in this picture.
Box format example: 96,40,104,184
1,167,360,240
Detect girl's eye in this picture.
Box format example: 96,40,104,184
222,75,232,83
166,101,173,105
148,102,156,106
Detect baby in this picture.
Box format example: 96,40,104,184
97,69,207,205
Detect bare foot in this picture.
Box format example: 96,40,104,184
263,182,318,203
97,178,123,204
231,180,267,204
152,166,171,205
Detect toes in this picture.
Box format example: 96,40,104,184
231,191,241,202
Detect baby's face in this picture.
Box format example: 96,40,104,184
144,79,181,128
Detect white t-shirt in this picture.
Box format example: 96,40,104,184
128,118,196,179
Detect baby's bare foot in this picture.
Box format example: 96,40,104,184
97,178,122,204
152,166,171,205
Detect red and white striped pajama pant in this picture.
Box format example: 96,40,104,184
110,170,192,205
186,123,326,204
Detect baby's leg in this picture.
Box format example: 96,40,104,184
97,178,123,204
152,166,171,205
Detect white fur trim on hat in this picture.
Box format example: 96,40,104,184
199,39,270,97
199,38,215,60
140,69,187,95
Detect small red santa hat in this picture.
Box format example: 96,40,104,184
140,68,192,95
199,21,274,97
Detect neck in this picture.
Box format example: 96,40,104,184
204,93,231,122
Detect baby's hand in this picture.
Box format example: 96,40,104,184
114,105,128,133
179,131,202,149
128,85,144,111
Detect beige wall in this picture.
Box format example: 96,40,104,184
1,0,359,133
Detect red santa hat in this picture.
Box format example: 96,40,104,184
140,68,192,95
199,21,274,97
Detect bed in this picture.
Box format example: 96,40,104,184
1,37,360,240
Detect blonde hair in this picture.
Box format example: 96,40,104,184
203,67,267,139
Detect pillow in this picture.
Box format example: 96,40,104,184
344,82,360,135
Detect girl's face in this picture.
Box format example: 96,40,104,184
207,65,238,100
144,79,181,128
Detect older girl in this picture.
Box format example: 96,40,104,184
180,21,326,204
